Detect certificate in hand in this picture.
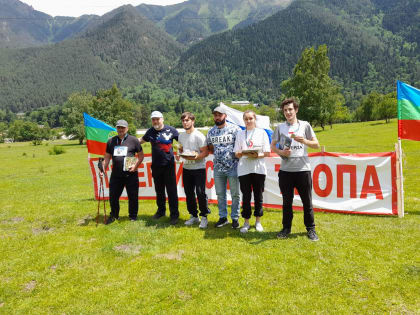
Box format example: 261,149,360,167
123,157,137,171
242,149,259,154
180,150,197,158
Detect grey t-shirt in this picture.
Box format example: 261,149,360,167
178,129,206,170
272,120,316,172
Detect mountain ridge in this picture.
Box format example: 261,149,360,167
0,5,184,112
161,0,420,106
136,0,293,44
0,0,100,48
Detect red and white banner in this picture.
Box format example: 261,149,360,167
89,152,397,216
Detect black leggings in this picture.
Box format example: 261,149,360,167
239,173,266,219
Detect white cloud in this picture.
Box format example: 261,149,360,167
19,0,186,17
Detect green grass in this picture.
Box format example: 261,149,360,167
0,119,419,314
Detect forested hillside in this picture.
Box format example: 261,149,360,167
136,0,292,44
163,0,420,107
0,0,419,114
0,6,184,112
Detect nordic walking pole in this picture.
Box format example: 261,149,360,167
97,158,107,225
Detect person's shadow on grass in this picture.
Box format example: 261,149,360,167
138,214,184,229
200,221,279,243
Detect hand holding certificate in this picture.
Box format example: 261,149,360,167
180,150,198,160
241,149,260,158
123,157,138,172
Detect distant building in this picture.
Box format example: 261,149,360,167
231,101,250,106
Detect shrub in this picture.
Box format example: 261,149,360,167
48,145,66,155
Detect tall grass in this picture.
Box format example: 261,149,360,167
0,119,418,314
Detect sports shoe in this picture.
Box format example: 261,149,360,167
215,217,229,228
307,229,319,241
169,217,178,225
129,217,137,222
277,228,291,239
105,216,116,225
232,219,240,229
240,222,250,233
199,216,208,229
152,211,165,220
185,215,200,226
255,221,264,232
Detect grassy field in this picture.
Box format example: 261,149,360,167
0,119,419,314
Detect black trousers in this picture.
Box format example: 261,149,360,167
109,173,139,219
278,170,315,231
183,168,210,217
239,173,266,219
152,163,179,219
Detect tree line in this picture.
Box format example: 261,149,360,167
0,44,399,144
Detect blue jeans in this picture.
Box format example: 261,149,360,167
214,168,240,220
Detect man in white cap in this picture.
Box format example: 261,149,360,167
206,106,241,229
102,119,144,224
140,111,179,225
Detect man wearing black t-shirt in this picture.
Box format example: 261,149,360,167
140,111,179,225
102,120,144,224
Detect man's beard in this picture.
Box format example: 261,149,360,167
153,124,163,130
214,118,226,126
184,125,192,130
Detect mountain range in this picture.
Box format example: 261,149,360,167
0,0,97,48
0,4,183,112
0,0,292,48
136,0,293,44
0,0,419,112
164,0,420,106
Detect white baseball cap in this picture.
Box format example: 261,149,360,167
150,111,163,118
212,106,226,114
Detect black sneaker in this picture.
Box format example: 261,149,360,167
231,219,240,229
105,216,116,225
277,228,291,239
152,211,165,220
129,217,137,222
215,217,229,228
169,217,178,225
307,229,319,241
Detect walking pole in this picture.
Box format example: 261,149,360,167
97,158,107,225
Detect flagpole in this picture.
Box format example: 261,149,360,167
396,139,404,217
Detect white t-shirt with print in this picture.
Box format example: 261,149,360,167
206,122,241,174
178,129,206,170
272,120,316,172
233,127,271,177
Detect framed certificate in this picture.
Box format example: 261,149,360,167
123,157,137,171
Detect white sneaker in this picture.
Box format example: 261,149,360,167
185,215,200,226
240,222,250,233
255,221,264,232
199,216,208,229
